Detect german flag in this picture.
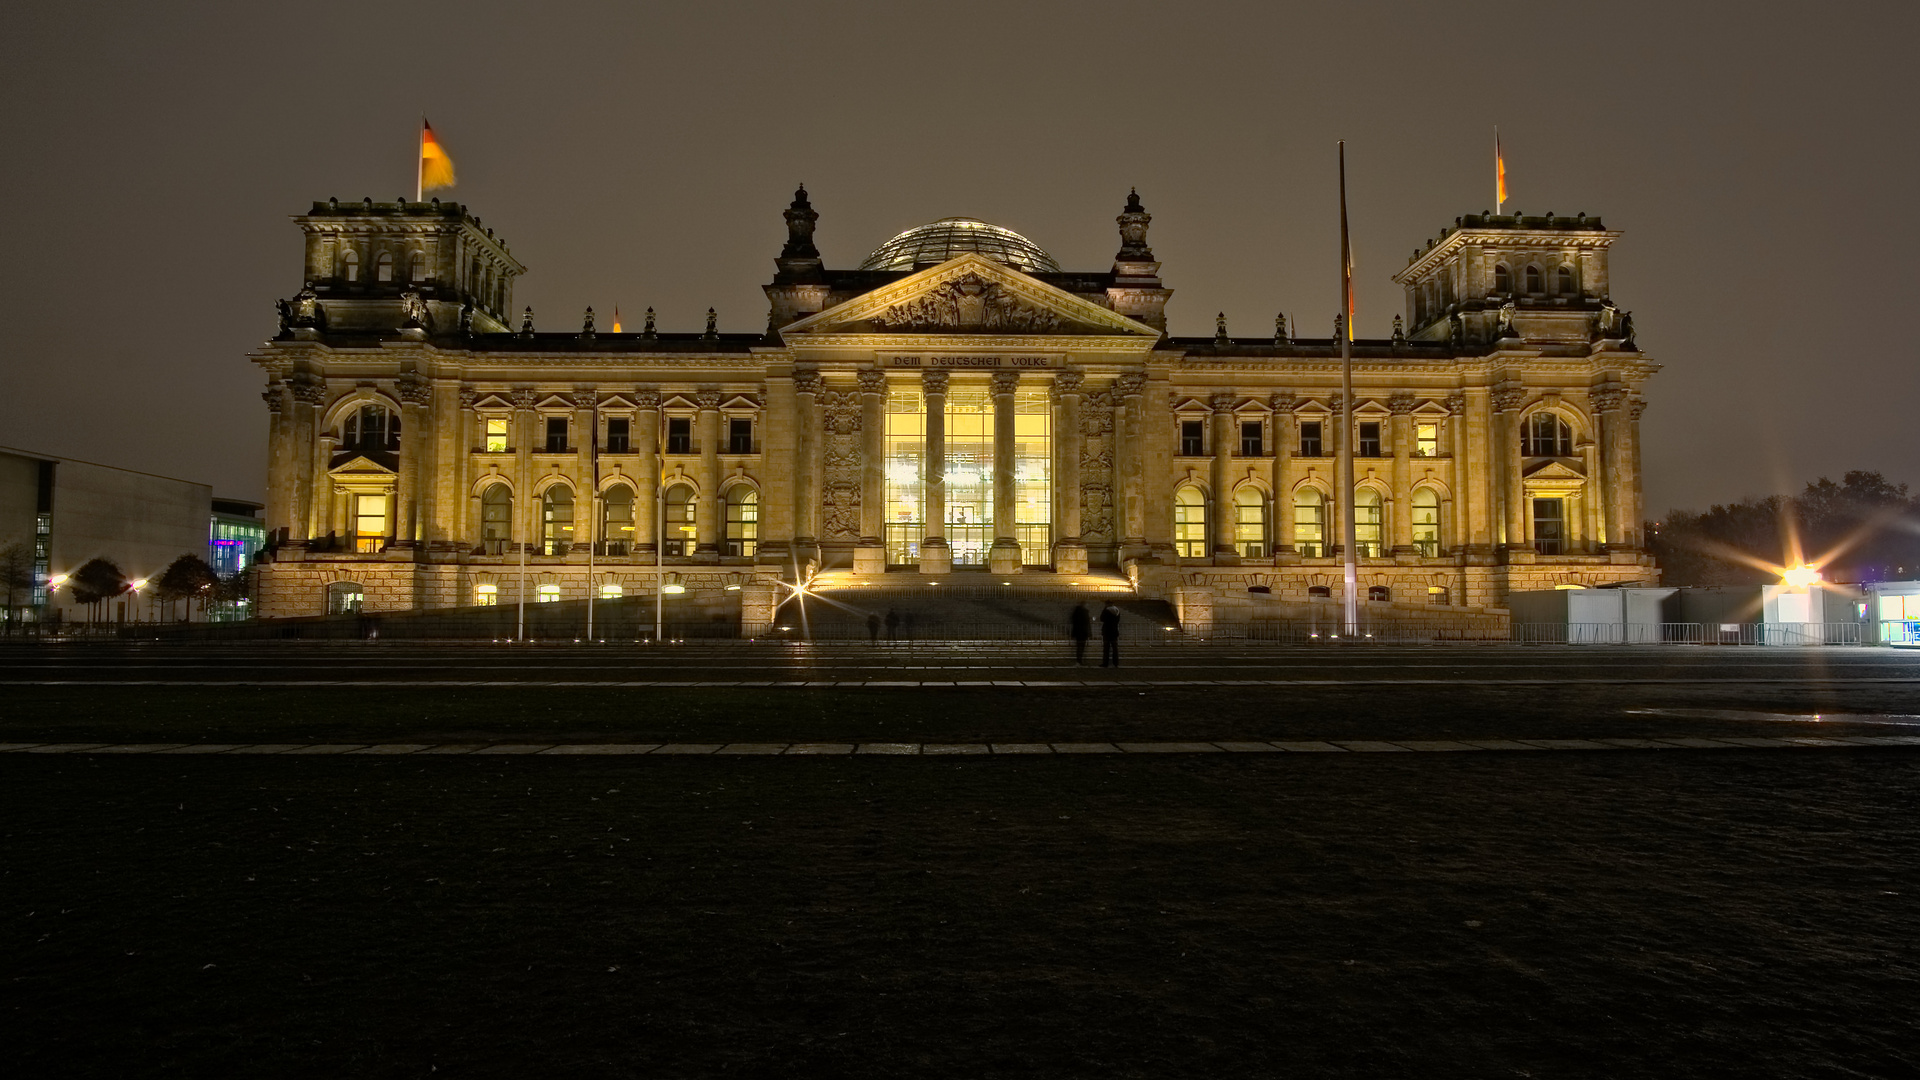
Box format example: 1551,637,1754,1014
419,119,456,195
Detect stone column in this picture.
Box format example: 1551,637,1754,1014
1270,393,1295,557
1493,384,1528,554
1115,372,1147,560
1446,394,1467,553
853,369,888,574
510,389,536,550
1051,372,1087,573
571,390,598,552
1593,388,1625,550
431,383,462,545
1624,397,1647,549
989,371,1023,574
1388,392,1415,555
313,433,339,542
633,390,660,555
1462,389,1493,555
693,389,722,559
791,373,820,555
1208,392,1236,560
262,384,289,540
396,376,432,547
290,377,325,542
919,370,951,574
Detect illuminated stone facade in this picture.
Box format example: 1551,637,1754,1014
252,189,1658,625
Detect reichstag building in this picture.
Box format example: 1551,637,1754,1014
252,187,1658,630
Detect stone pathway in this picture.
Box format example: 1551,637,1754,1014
4,736,1919,757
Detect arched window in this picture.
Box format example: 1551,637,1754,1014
408,251,426,283
1368,585,1391,602
1173,486,1207,559
1493,263,1511,293
1525,265,1543,293
480,483,512,555
1233,487,1267,558
326,581,364,615
341,404,395,453
1308,585,1332,598
541,485,574,556
1293,489,1325,558
1355,488,1383,558
1412,488,1442,557
376,252,393,283
1523,412,1575,456
1557,265,1575,295
601,484,634,556
663,483,695,556
340,248,360,283
725,487,758,557
1428,585,1451,606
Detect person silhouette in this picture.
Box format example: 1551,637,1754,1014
867,611,881,643
1069,602,1092,665
885,608,899,641
1099,601,1122,668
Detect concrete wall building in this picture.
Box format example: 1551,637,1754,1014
250,189,1660,625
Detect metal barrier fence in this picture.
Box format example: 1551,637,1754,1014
1507,622,1867,646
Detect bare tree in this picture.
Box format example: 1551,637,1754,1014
0,541,33,636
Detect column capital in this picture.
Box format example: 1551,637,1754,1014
1445,392,1466,416
632,388,662,410
509,388,538,410
921,370,950,395
1388,391,1416,416
458,387,479,410
857,369,888,394
1491,384,1527,413
1590,387,1626,413
290,376,327,407
1269,390,1296,413
261,385,285,413
990,371,1020,396
1052,370,1085,396
1628,397,1648,421
567,390,598,410
792,371,823,397
693,389,723,410
1209,391,1234,414
1115,372,1146,398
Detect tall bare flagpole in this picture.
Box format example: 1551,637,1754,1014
1338,142,1359,636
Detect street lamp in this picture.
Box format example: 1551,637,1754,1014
1782,565,1822,588
128,578,148,624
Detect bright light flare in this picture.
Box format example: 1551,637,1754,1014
1781,565,1823,588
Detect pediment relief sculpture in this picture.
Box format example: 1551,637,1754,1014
872,273,1069,333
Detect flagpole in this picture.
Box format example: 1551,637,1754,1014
416,117,424,202
517,501,527,642
586,399,598,642
1495,127,1503,215
1338,141,1359,637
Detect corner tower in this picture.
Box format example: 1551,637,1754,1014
1394,212,1622,349
290,197,526,335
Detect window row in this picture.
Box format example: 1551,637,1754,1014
477,482,758,557
1493,262,1579,297
480,416,757,455
1171,486,1445,560
1179,419,1443,459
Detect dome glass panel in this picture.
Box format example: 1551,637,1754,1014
858,217,1061,274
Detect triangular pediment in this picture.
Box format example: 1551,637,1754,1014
783,253,1159,340
328,454,396,477
1521,460,1585,480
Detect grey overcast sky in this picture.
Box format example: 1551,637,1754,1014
1,0,1914,515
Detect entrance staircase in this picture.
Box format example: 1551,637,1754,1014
770,572,1181,641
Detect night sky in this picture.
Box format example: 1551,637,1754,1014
2,1,1913,516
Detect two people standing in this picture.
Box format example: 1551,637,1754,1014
1069,600,1122,667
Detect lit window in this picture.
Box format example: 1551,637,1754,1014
1299,421,1323,457
484,417,508,453
327,581,364,614
1180,420,1204,457
725,487,758,557
343,404,394,453
1428,585,1450,605
1415,422,1439,457
354,495,387,553
1533,498,1565,555
542,486,574,555
1293,489,1325,558
537,584,561,603
475,584,498,606
1240,421,1263,457
1412,488,1442,557
1173,486,1207,558
479,484,512,554
1233,487,1267,558
1358,422,1381,457
376,252,393,282
1355,488,1383,558
602,485,635,556
599,583,623,599
663,484,695,556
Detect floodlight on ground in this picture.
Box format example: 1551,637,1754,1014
662,573,686,595
1782,565,1822,588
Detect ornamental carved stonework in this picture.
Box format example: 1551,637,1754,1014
1445,393,1466,416
792,372,823,396
459,388,480,410
1051,371,1084,400
921,370,950,396
633,389,662,410
857,369,888,394
262,385,284,413
694,390,723,411
1591,388,1625,413
820,390,863,539
509,389,539,410
397,378,433,407
1491,385,1528,413
1388,392,1416,415
1080,389,1114,436
569,391,598,410
874,274,1065,333
1081,482,1115,543
290,377,327,406
1115,373,1146,398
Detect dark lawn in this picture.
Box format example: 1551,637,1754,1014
5,750,1918,1079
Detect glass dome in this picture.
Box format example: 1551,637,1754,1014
858,217,1061,274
